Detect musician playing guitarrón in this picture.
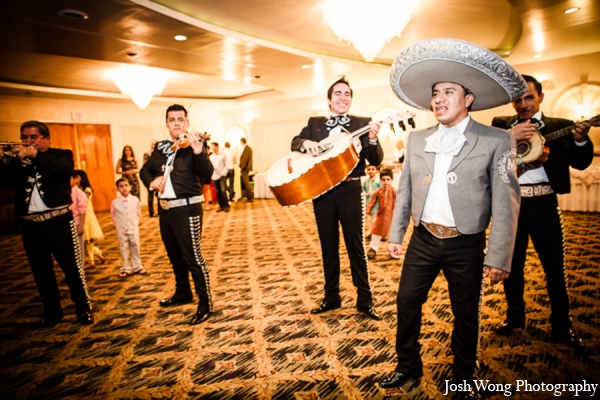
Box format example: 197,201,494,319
140,104,215,325
291,77,383,320
491,75,593,350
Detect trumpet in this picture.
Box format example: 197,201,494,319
1,141,34,164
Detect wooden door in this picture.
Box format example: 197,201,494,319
48,124,77,160
76,124,114,211
47,123,114,211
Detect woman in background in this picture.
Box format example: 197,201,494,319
75,170,105,266
116,145,140,198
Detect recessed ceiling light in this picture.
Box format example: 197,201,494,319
564,7,580,14
174,35,187,41
58,9,89,20
301,65,312,69
534,54,543,59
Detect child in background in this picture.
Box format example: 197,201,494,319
362,164,381,238
70,172,87,263
75,170,106,266
111,178,146,278
365,168,397,260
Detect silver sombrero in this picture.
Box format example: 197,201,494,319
390,38,527,111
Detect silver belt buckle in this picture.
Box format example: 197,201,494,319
159,199,170,210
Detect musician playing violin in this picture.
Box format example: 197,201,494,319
140,104,215,325
491,74,593,351
291,77,383,321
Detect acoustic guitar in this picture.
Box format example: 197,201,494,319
516,114,599,174
266,113,415,207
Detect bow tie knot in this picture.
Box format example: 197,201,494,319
326,115,350,128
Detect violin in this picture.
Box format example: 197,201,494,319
170,132,211,152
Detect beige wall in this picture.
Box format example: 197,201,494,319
223,51,600,174
0,96,234,203
2,51,599,198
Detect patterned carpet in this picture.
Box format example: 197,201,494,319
0,199,599,399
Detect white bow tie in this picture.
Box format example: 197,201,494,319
424,126,466,156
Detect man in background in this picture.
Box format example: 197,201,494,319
223,141,236,202
143,139,158,217
239,137,253,202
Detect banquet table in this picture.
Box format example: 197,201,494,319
253,172,275,199
557,167,600,212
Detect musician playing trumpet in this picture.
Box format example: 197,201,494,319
0,121,93,329
140,104,215,325
491,74,593,351
291,77,383,321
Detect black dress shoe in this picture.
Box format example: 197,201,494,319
310,302,341,314
380,371,423,389
189,311,211,325
32,313,63,330
77,311,94,325
494,318,525,335
359,306,381,321
551,328,585,352
159,296,193,307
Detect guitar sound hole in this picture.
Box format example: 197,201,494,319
517,141,530,156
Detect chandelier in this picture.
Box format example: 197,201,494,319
321,0,417,62
113,67,167,110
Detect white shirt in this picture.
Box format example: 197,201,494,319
421,116,471,227
518,111,551,185
223,147,236,170
159,152,177,199
210,151,227,180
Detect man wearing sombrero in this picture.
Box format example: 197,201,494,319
381,38,526,399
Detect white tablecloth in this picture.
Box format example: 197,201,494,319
558,167,600,212
254,172,274,199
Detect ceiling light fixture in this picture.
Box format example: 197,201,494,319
174,35,188,41
321,0,418,62
113,67,166,110
58,9,89,20
564,7,580,14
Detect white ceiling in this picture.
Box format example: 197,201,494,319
0,0,598,104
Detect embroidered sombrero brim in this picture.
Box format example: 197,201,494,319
390,38,527,111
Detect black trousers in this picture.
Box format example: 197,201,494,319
226,169,235,201
148,189,156,216
213,177,229,210
240,170,253,200
159,202,213,312
395,224,485,381
20,212,91,317
502,193,571,328
312,180,372,310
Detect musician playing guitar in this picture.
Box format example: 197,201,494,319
291,77,383,321
491,74,593,351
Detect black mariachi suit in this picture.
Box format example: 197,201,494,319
0,148,91,318
140,140,215,312
491,115,594,329
291,116,384,310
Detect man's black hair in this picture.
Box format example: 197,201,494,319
20,120,50,138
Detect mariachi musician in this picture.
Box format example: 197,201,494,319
491,74,593,350
140,104,214,326
290,77,383,320
0,120,93,329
